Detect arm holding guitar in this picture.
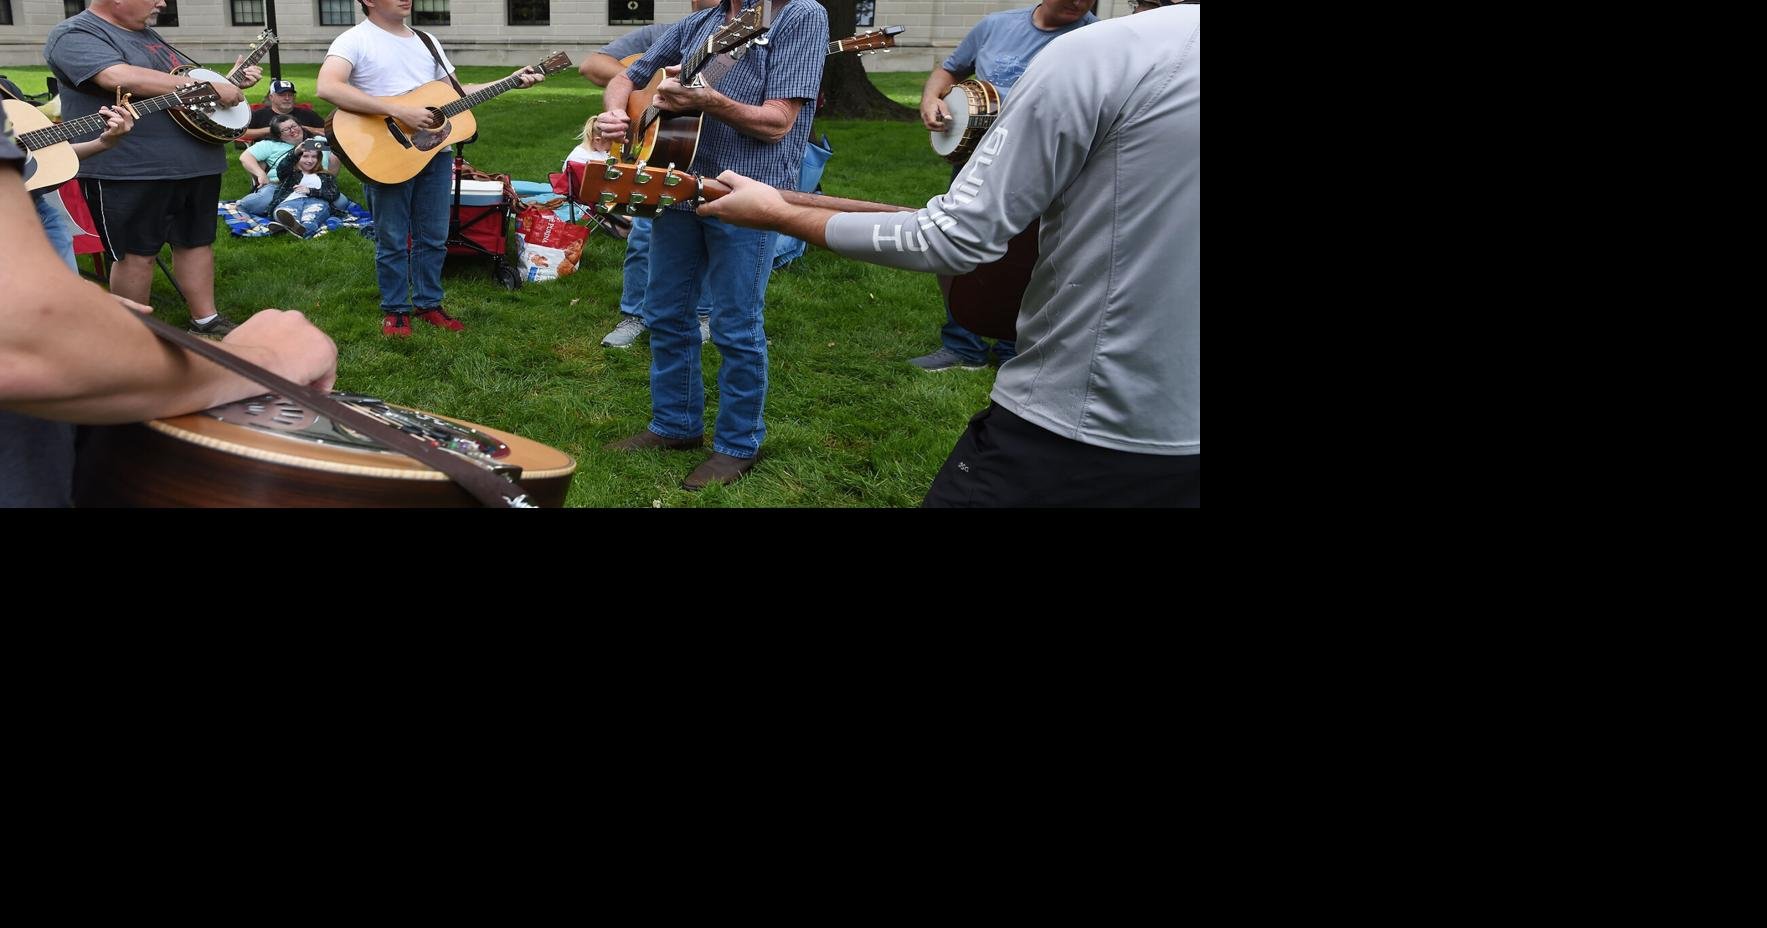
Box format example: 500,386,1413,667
695,171,915,248
460,64,546,96
593,72,637,146
229,55,263,91
317,56,438,130
0,167,338,424
579,53,627,88
69,105,135,160
655,78,801,145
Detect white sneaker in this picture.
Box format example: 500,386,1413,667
601,315,647,348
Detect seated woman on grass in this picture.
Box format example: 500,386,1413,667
237,115,347,217
269,142,358,238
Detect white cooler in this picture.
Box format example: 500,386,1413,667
456,179,504,207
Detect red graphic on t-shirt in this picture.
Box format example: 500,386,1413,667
143,43,186,70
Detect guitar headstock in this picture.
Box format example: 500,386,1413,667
841,26,906,54
579,156,706,218
532,51,574,77
173,81,223,113
253,29,278,48
708,4,770,58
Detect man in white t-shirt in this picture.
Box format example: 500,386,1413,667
316,0,543,337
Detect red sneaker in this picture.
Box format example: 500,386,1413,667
382,313,412,337
415,306,465,332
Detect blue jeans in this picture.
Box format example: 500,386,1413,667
241,183,357,217
643,210,775,459
33,190,77,273
363,154,451,312
619,215,713,322
939,162,1014,363
278,195,333,236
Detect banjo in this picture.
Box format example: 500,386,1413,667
928,78,1000,164
168,29,278,144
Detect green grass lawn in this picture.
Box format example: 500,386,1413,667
7,66,1007,508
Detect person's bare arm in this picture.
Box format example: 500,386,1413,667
919,68,960,132
654,79,803,145
580,52,627,88
68,104,133,159
591,72,637,146
92,60,248,108
239,149,270,187
0,166,337,423
317,55,437,130
695,171,835,247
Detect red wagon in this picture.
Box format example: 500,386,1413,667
447,144,522,291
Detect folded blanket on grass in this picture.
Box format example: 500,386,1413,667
218,200,374,238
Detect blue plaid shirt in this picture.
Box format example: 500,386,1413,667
627,0,827,209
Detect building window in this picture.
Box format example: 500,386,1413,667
64,1,84,19
855,0,875,27
508,0,548,26
157,0,180,27
1,2,13,27
230,0,265,26
413,0,450,26
319,0,354,26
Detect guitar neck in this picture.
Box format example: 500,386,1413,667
699,176,914,214
16,91,190,150
225,44,275,84
435,73,526,118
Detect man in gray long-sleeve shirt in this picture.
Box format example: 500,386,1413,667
698,2,1200,506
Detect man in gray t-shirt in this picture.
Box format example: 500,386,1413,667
43,0,262,335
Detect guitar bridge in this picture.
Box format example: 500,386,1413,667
383,117,413,149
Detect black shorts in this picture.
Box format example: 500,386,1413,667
923,402,1201,507
80,174,222,259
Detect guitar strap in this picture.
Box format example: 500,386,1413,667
415,31,468,98
131,312,536,508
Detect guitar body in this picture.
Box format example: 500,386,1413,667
947,219,1039,342
2,99,77,192
618,53,705,169
328,81,478,184
167,65,252,143
73,395,575,508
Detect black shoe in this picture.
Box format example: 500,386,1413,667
187,313,239,336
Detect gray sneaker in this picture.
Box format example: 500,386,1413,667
601,315,647,348
909,347,987,371
273,206,306,238
699,314,711,344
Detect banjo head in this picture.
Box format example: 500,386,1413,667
173,66,251,129
928,79,1000,163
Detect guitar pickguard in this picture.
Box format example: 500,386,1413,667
410,119,454,152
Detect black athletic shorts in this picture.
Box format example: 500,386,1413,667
81,174,222,259
923,402,1201,508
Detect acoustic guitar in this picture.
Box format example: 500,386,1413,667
618,3,773,168
620,23,905,173
327,51,572,185
168,29,279,144
4,82,222,192
73,392,577,508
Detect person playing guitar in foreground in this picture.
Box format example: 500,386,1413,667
316,0,545,338
43,0,264,336
590,0,828,492
2,114,338,508
696,1,1201,507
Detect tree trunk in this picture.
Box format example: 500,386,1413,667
815,0,918,121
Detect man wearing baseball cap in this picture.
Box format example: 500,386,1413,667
241,78,325,141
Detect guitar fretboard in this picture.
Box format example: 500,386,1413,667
17,91,195,150
436,71,534,119
225,38,278,85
